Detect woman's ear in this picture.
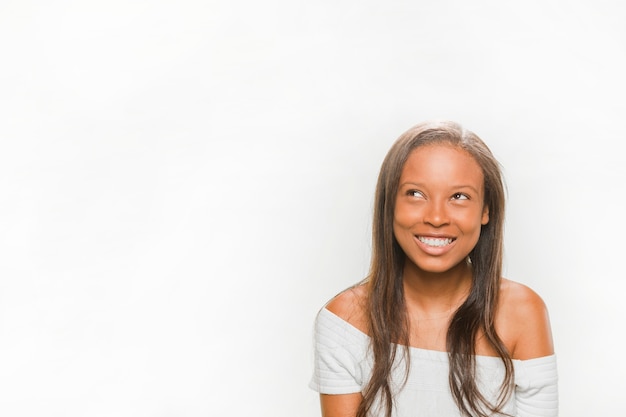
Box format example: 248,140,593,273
481,205,489,225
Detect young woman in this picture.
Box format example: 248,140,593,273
309,120,557,417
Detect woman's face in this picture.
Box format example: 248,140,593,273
393,144,489,275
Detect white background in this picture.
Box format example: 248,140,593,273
0,1,624,416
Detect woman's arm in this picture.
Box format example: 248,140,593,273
320,393,363,417
497,279,554,360
313,288,368,417
498,280,558,417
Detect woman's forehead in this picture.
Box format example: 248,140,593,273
400,144,484,182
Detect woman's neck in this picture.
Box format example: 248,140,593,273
402,259,473,318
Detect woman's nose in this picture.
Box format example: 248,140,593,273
423,200,449,227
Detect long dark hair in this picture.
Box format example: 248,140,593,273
357,120,513,417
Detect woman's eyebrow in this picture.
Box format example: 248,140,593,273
399,182,480,194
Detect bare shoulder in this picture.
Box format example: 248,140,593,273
319,285,367,415
497,278,554,360
500,279,548,312
324,283,369,334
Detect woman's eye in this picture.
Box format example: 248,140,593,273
452,193,469,200
408,190,425,198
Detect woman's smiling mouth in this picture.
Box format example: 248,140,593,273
416,236,455,247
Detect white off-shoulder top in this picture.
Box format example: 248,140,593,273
309,308,558,417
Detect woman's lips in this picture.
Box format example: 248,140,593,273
414,235,456,255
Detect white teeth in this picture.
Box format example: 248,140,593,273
418,237,453,247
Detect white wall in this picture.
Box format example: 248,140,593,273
1,1,624,416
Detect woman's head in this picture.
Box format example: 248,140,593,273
370,120,505,284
